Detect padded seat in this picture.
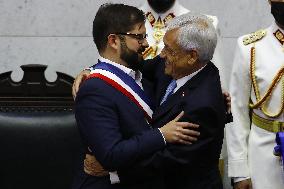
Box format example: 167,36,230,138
0,65,82,189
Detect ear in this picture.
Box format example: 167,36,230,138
107,34,120,50
187,50,198,65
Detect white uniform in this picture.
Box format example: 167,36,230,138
227,22,284,189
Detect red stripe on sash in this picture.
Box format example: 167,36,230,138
87,73,152,122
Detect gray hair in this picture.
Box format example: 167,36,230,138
166,12,217,62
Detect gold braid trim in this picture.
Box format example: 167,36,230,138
249,46,284,118
250,46,261,101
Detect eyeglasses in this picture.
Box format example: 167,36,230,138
115,32,148,43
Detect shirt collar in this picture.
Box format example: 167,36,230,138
98,55,142,82
174,64,207,93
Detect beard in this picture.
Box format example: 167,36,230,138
120,41,145,71
147,0,175,13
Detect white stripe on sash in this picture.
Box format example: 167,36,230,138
91,69,153,118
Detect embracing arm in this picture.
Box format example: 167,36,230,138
148,107,224,170
72,57,162,98
75,79,196,171
127,98,225,175
139,56,164,82
75,81,165,171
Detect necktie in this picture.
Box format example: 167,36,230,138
160,79,177,105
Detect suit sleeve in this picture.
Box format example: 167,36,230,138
140,56,163,82
75,80,165,171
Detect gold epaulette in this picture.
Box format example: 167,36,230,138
243,29,266,45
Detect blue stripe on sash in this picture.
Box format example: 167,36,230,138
94,61,154,110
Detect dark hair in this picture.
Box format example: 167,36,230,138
93,3,145,52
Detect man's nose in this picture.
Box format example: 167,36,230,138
141,38,149,48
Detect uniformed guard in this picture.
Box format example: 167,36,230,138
227,0,284,188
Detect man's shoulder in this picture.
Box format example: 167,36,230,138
237,28,267,47
232,28,268,60
199,62,221,81
182,80,223,114
207,61,220,73
196,63,223,99
80,77,110,90
185,63,222,98
77,77,117,99
142,56,166,76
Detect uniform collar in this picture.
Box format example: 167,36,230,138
98,55,142,82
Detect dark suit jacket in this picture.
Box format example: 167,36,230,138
73,70,166,189
140,57,226,189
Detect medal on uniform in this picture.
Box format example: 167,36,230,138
153,17,165,44
146,12,156,27
273,29,284,52
143,12,175,59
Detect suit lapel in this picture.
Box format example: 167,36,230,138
153,70,172,107
153,88,184,119
157,79,171,103
153,62,213,119
141,78,156,111
141,78,152,97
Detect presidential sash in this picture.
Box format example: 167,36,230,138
87,61,154,122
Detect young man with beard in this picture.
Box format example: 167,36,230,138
72,3,199,189
227,0,284,188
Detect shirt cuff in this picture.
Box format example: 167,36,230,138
233,177,250,183
109,171,120,184
158,128,167,145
